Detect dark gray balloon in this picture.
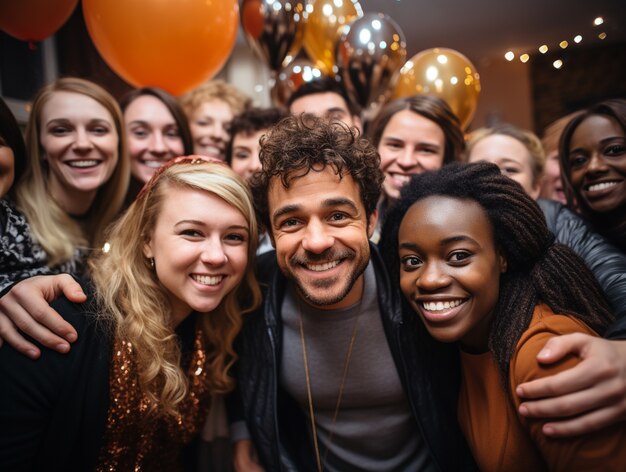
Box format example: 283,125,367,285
241,0,307,73
336,13,407,109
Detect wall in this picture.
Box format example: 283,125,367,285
530,41,626,133
469,56,534,132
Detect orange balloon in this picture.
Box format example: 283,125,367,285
394,48,481,129
303,0,362,75
0,0,78,42
83,0,239,96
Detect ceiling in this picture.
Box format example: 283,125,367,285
360,0,626,65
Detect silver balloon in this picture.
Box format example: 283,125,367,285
241,0,307,73
336,13,407,109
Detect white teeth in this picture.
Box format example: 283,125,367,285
192,274,223,286
391,174,411,184
201,146,222,157
306,260,340,272
588,182,619,192
422,299,464,311
68,160,99,168
142,160,164,169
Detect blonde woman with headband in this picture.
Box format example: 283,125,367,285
0,157,261,470
1,77,130,291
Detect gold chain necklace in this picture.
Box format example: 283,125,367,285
298,297,363,472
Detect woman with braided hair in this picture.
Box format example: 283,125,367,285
380,162,625,471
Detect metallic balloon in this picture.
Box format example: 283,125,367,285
270,58,328,107
394,48,481,130
241,0,307,73
303,0,363,75
336,13,407,110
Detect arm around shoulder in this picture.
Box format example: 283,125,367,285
510,313,626,471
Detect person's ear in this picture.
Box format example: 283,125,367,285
353,115,363,134
143,238,154,259
367,209,379,239
529,177,541,200
499,251,508,273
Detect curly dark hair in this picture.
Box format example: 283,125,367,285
368,95,464,165
224,107,288,165
379,162,613,389
249,114,383,231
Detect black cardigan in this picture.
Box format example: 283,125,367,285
0,291,201,471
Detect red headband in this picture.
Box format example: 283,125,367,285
135,155,226,202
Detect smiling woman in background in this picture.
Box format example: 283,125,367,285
0,78,130,291
367,95,464,241
559,99,626,251
181,80,251,161
120,87,193,204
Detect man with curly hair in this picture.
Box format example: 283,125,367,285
228,113,475,471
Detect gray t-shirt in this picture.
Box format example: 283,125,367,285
280,262,431,471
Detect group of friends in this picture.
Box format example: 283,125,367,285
0,74,625,471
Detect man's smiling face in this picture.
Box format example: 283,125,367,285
268,165,376,310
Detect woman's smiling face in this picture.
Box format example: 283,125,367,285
378,110,445,202
398,195,506,352
567,114,626,215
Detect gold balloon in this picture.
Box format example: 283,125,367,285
270,58,328,107
303,0,363,75
394,48,481,129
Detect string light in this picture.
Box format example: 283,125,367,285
505,15,609,69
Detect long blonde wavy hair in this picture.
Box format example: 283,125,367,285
89,158,262,415
16,77,130,266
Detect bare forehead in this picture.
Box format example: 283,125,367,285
402,195,490,230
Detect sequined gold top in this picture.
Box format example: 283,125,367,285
96,326,212,471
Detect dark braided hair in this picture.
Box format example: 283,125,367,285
379,162,613,388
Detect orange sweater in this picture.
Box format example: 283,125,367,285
458,304,626,472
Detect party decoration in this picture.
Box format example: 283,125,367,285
336,13,406,110
270,58,328,107
82,0,239,96
0,0,78,42
303,0,363,75
394,48,481,129
241,0,306,73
